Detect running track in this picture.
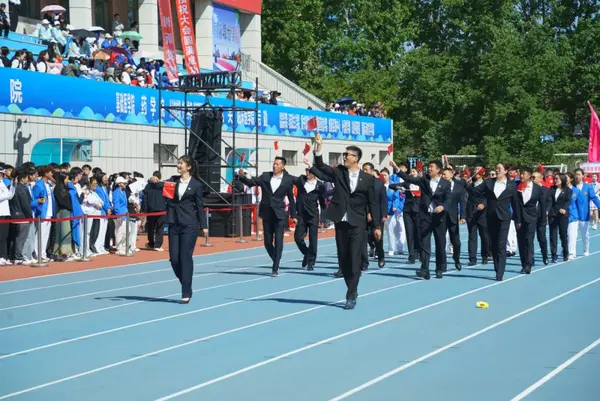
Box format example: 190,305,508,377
0,227,598,400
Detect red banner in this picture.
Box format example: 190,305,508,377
214,0,261,15
175,0,201,75
157,0,179,82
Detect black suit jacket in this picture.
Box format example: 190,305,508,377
10,183,33,219
239,171,296,221
476,179,522,223
311,154,379,229
165,176,207,229
517,182,547,225
465,180,487,219
549,186,572,221
374,178,388,226
397,171,451,216
291,175,323,221
536,184,552,226
447,179,467,223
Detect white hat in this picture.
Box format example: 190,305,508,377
42,19,50,24
53,20,60,25
79,65,89,72
105,33,112,39
115,176,127,184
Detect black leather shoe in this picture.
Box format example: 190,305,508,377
543,258,549,265
333,270,343,278
435,271,443,279
344,299,356,310
482,257,489,265
378,258,385,268
468,261,477,266
496,276,503,281
302,254,308,268
455,262,462,271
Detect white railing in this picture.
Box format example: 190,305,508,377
240,53,326,111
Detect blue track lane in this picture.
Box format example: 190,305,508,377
0,228,598,401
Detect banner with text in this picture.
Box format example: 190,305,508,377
0,69,392,143
157,0,179,82
176,0,201,74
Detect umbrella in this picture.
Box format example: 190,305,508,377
70,29,94,39
89,26,105,32
92,50,111,61
41,5,66,13
107,46,129,55
335,97,355,105
119,31,143,41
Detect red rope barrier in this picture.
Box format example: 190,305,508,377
0,211,167,224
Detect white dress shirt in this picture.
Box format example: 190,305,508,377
429,178,440,213
178,176,191,199
522,181,533,204
304,179,317,193
342,170,360,222
270,173,283,193
494,179,507,198
555,188,562,201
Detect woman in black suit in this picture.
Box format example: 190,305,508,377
549,173,571,263
165,155,207,304
470,163,521,281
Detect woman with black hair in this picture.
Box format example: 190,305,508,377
549,173,571,262
52,173,74,261
164,155,207,304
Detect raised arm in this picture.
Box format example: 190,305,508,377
237,170,260,187
304,157,333,182
312,132,336,177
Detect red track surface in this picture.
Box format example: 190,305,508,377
0,230,335,282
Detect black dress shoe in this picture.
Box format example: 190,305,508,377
302,254,308,268
482,257,489,265
416,269,430,280
468,261,477,266
344,299,356,310
334,270,343,278
543,258,549,265
455,262,462,271
551,257,558,263
378,258,385,268
496,276,503,281
307,261,315,271
271,270,279,277
407,259,416,264
435,271,443,279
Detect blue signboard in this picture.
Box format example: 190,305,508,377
0,69,393,143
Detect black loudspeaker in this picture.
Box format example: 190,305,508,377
189,109,223,192
204,193,252,238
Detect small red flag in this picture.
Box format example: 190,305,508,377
307,117,317,131
387,143,393,155
162,181,176,199
537,163,544,173
240,152,246,163
416,160,423,170
463,167,471,177
274,141,279,150
302,143,311,156
588,102,600,163
544,176,554,188
517,181,527,192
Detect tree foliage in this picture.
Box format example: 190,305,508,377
261,0,600,166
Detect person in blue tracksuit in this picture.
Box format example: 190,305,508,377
572,168,600,256
381,168,405,255
31,166,56,261
565,172,581,259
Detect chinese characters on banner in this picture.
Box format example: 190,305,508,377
175,0,201,74
157,0,179,82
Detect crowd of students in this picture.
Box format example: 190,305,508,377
0,161,169,266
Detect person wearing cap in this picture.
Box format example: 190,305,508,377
164,155,207,304
38,19,52,42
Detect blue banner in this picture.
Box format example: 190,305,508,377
0,69,393,143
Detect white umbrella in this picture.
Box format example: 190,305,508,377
89,26,105,32
41,5,66,13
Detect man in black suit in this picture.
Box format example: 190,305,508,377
442,167,467,271
472,163,522,281
310,133,381,310
237,157,297,276
516,167,547,274
465,165,490,266
388,161,420,264
292,164,324,271
532,171,550,265
397,160,451,279
362,164,388,269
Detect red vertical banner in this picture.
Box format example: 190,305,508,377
157,0,179,82
175,0,201,74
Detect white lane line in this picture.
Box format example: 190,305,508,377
329,275,600,400
509,336,600,401
151,252,600,401
0,237,337,284
0,256,404,360
0,242,336,296
0,279,424,400
0,245,336,310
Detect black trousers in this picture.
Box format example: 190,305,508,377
536,223,548,262
335,222,367,300
9,4,19,32
549,216,568,259
168,224,199,298
147,215,165,248
446,216,461,264
517,221,536,268
263,217,286,270
294,217,318,261
403,211,420,262
467,211,489,263
89,219,100,252
363,225,384,267
0,217,10,260
419,212,447,273
488,216,511,278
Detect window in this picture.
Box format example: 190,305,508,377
379,150,388,164
71,140,93,162
282,150,298,166
329,152,342,166
154,144,178,164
